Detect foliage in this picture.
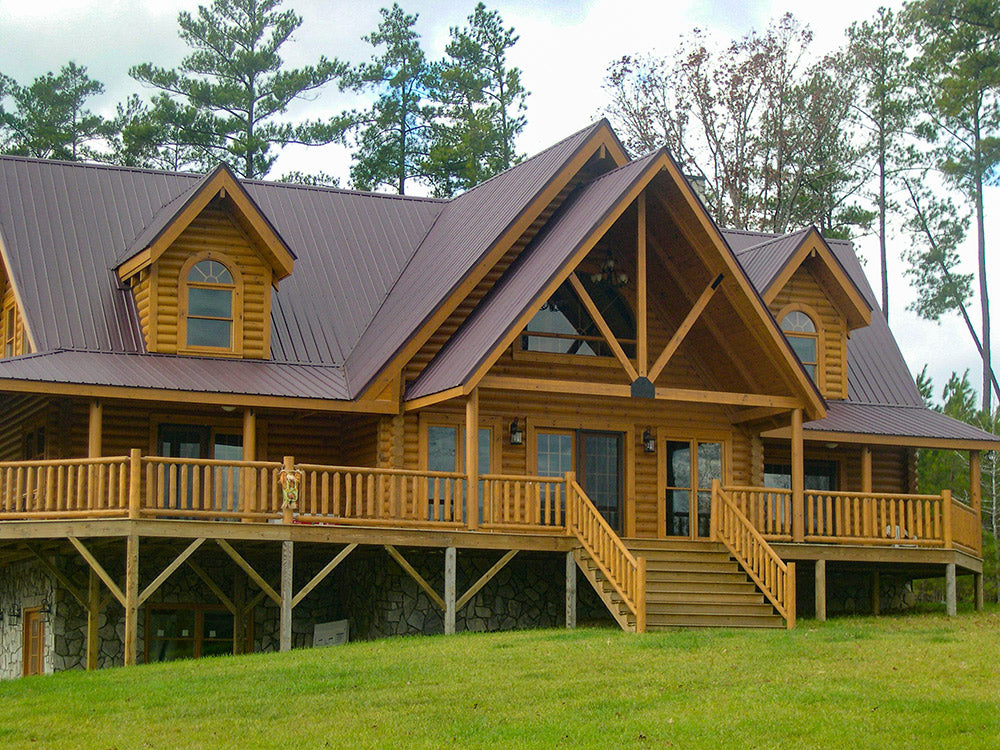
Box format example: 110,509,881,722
602,14,867,236
342,3,436,194
109,93,221,172
0,616,998,749
423,2,528,197
0,62,112,161
905,0,1000,410
130,0,349,179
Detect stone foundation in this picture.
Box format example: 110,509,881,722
797,563,916,618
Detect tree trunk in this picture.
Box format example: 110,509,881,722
974,111,992,412
878,127,888,320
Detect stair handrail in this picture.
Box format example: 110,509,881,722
711,480,796,629
565,474,646,632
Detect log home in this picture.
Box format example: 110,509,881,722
0,120,994,677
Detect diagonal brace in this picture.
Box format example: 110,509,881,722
648,273,723,383
456,550,518,610
385,545,445,610
69,537,125,607
292,543,357,608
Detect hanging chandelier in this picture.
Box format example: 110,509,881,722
590,248,628,288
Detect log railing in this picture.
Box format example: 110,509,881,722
0,455,132,518
803,489,949,547
951,497,982,555
712,481,795,628
480,474,565,531
566,476,646,632
727,486,793,540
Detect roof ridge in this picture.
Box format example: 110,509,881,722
0,153,205,180
242,177,447,204
734,227,811,256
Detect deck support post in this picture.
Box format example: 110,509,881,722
123,533,139,667
974,572,984,612
871,570,880,616
233,574,246,655
791,408,805,542
465,389,479,530
280,540,293,651
945,563,957,616
566,551,577,629
87,400,102,458
444,547,457,635
814,559,826,622
86,569,100,670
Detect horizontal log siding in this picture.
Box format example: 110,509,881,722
130,268,152,349
152,206,272,358
762,440,910,495
0,395,50,460
1,287,29,357
770,264,847,399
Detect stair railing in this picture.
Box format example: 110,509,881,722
711,480,796,628
565,473,646,633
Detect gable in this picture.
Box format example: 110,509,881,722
0,257,31,358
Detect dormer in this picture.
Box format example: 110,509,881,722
738,227,870,400
0,267,29,359
116,165,294,358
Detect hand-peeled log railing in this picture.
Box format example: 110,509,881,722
712,481,796,628
0,455,132,517
566,476,646,633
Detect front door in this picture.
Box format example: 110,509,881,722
536,430,624,533
665,440,722,539
22,607,44,676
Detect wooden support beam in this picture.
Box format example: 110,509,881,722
637,191,648,377
814,559,826,622
292,543,358,608
871,570,880,616
566,550,577,629
86,569,99,670
648,273,723,383
945,563,957,616
861,446,873,494
791,409,805,543
729,406,789,425
568,273,639,382
242,409,256,521
188,560,237,614
280,540,293,652
456,550,518,611
444,547,457,635
68,537,124,606
88,400,102,458
466,389,480,531
384,545,445,610
233,574,246,655
974,572,984,612
26,546,86,607
215,539,281,605
970,451,981,513
123,533,139,667
137,538,205,606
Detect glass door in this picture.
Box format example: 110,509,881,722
665,440,722,538
578,431,624,534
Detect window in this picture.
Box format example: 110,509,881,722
146,604,246,662
158,424,243,511
780,310,818,382
23,427,45,460
521,277,635,358
2,302,16,358
764,460,838,492
424,423,492,522
536,431,574,478
665,440,723,538
182,258,238,351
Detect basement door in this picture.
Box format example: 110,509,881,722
22,607,44,676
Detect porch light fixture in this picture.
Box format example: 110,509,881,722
39,597,51,616
642,428,656,453
590,248,628,288
6,604,20,625
509,418,524,446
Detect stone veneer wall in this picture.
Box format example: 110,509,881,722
796,564,916,618
0,561,54,679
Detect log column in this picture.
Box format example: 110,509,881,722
444,547,457,635
791,408,804,542
861,446,872,493
566,551,577,629
88,399,102,458
241,409,256,520
814,559,826,622
465,388,479,531
123,534,139,666
945,563,957,617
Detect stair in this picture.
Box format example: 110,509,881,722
579,538,786,631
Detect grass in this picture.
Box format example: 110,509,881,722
1,607,998,749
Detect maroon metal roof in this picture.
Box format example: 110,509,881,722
804,401,1000,446
732,228,812,289
344,120,612,394
0,349,349,401
406,151,663,401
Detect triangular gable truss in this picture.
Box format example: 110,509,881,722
404,149,826,421
116,163,295,283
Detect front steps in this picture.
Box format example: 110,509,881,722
579,538,786,631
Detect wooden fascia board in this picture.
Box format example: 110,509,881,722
0,378,397,414
762,229,870,328
356,123,629,403
0,230,38,352
480,374,804,408
460,153,670,394
650,166,826,421
118,169,294,282
761,425,1000,451
403,386,465,411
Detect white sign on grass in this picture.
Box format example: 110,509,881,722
313,619,350,647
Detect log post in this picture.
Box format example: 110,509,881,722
791,408,805,542
871,570,880,616
86,568,100,670
279,540,293,651
635,556,647,634
88,400,102,458
282,456,295,525
242,409,256,521
128,448,142,519
942,489,953,549
945,562,957,617
861,446,872,493
814,559,826,622
970,451,981,513
786,562,796,630
565,550,577,629
123,533,139,666
444,546,457,635
465,388,479,531
974,572,984,612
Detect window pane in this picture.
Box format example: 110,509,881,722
428,426,458,473
697,443,722,488
666,442,691,488
523,278,635,358
478,428,491,475
787,335,816,364
213,434,243,461
188,287,232,318
537,433,573,478
189,260,233,285
187,318,232,348
781,310,816,333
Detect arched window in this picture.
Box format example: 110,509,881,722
183,258,238,351
780,310,818,382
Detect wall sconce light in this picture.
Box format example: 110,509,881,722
642,428,656,453
509,418,524,446
7,604,20,625
39,597,52,616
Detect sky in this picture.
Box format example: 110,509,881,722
0,0,996,403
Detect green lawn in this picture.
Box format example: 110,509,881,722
1,608,998,749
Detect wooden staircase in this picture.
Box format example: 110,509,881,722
578,538,786,631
